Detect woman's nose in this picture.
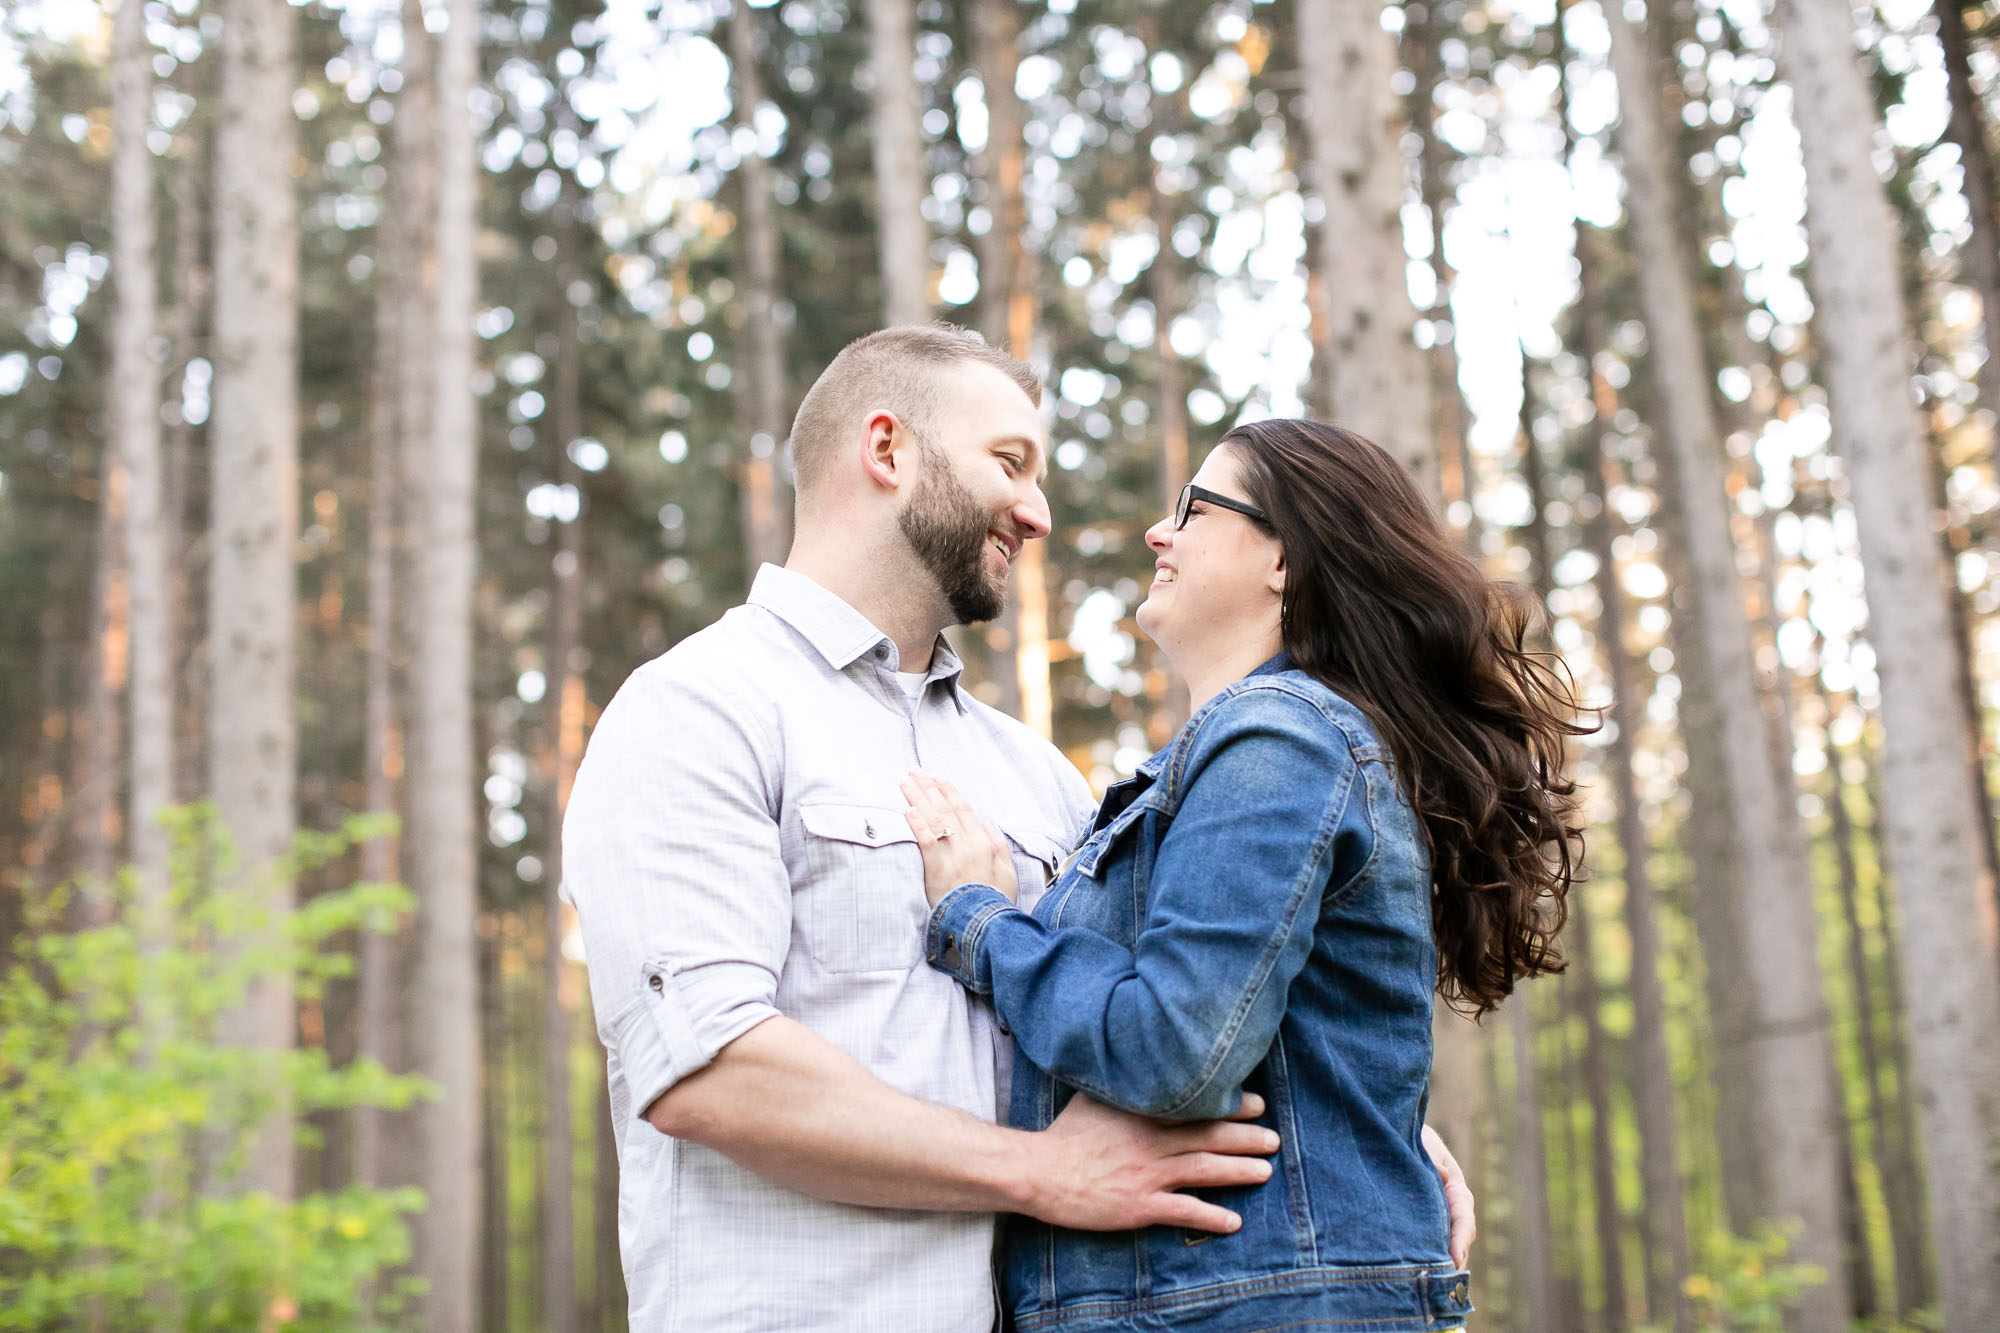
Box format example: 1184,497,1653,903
1144,516,1174,552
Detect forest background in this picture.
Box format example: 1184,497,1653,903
5,0,2000,1329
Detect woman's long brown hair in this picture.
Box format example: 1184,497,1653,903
1223,419,1590,1015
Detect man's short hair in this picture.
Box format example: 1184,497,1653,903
788,324,1042,495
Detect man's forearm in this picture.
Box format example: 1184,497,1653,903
647,1013,1281,1233
645,1014,1042,1214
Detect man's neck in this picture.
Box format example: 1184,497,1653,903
784,539,952,672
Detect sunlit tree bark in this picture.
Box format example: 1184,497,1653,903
539,229,586,1333
1602,9,1849,1325
866,0,928,325
1293,0,1433,489
727,0,789,577
1767,2,2000,1322
1934,0,2000,427
407,0,482,1320
1506,992,1560,1332
209,0,300,1202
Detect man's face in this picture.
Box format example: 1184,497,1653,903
896,362,1051,626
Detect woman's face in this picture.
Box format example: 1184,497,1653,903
1136,446,1286,658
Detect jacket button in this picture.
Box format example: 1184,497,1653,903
865,820,876,839
648,974,664,993
1451,1280,1468,1303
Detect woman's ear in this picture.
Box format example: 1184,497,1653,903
1267,548,1287,596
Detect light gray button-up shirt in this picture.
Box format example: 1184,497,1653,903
564,565,1095,1332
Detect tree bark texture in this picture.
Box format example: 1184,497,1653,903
1934,0,2000,427
1577,372,1693,1333
540,240,586,1333
209,0,300,1202
866,0,929,326
1292,0,1434,489
1507,992,1561,1332
1406,3,1479,543
1602,11,1850,1325
971,0,1029,723
726,0,790,577
408,0,483,1321
1768,2,2000,1321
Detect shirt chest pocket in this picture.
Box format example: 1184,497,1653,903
1003,826,1068,914
797,802,927,973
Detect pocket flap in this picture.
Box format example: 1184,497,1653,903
799,802,918,848
1000,825,1069,874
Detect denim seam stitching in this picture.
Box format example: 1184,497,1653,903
1014,1263,1465,1327
1157,759,1359,1120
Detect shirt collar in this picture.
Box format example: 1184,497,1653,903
748,565,968,701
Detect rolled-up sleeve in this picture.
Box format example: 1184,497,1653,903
563,660,790,1127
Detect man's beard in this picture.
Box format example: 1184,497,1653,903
898,444,1007,625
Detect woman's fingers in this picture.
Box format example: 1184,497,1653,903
900,776,942,840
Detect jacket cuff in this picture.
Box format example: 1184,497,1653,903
924,885,1017,994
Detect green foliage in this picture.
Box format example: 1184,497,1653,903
0,807,430,1331
1633,1222,1826,1333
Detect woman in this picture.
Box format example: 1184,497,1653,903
901,419,1587,1332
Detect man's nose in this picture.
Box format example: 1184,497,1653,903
1015,485,1053,541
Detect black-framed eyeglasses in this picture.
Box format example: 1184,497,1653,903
1174,483,1270,531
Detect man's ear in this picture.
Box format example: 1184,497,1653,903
859,409,904,492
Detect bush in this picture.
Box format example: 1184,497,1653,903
0,807,431,1330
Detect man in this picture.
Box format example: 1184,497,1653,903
564,326,1472,1330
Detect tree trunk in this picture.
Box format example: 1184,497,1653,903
1507,991,1561,1332
1576,365,1693,1333
408,0,483,1320
162,72,207,811
75,396,127,902
1601,11,1850,1325
480,928,511,1333
965,0,1048,735
1141,14,1192,730
539,236,586,1333
1405,3,1479,544
1768,2,2000,1322
353,81,408,1193
1817,668,1932,1316
1519,359,1630,1329
594,1050,626,1330
866,0,928,325
726,0,790,578
1934,0,2000,426
113,0,169,930
970,0,1029,723
1293,0,1433,489
210,0,300,1202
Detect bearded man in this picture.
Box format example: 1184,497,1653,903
563,325,1471,1331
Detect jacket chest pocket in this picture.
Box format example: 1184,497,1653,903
1057,796,1163,941
797,802,926,973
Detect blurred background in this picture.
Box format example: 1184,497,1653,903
5,0,2000,1328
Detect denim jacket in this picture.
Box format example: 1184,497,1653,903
926,657,1472,1332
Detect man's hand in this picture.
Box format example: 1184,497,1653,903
1022,1092,1278,1235
1422,1123,1476,1268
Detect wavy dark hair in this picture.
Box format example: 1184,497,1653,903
1221,419,1590,1015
